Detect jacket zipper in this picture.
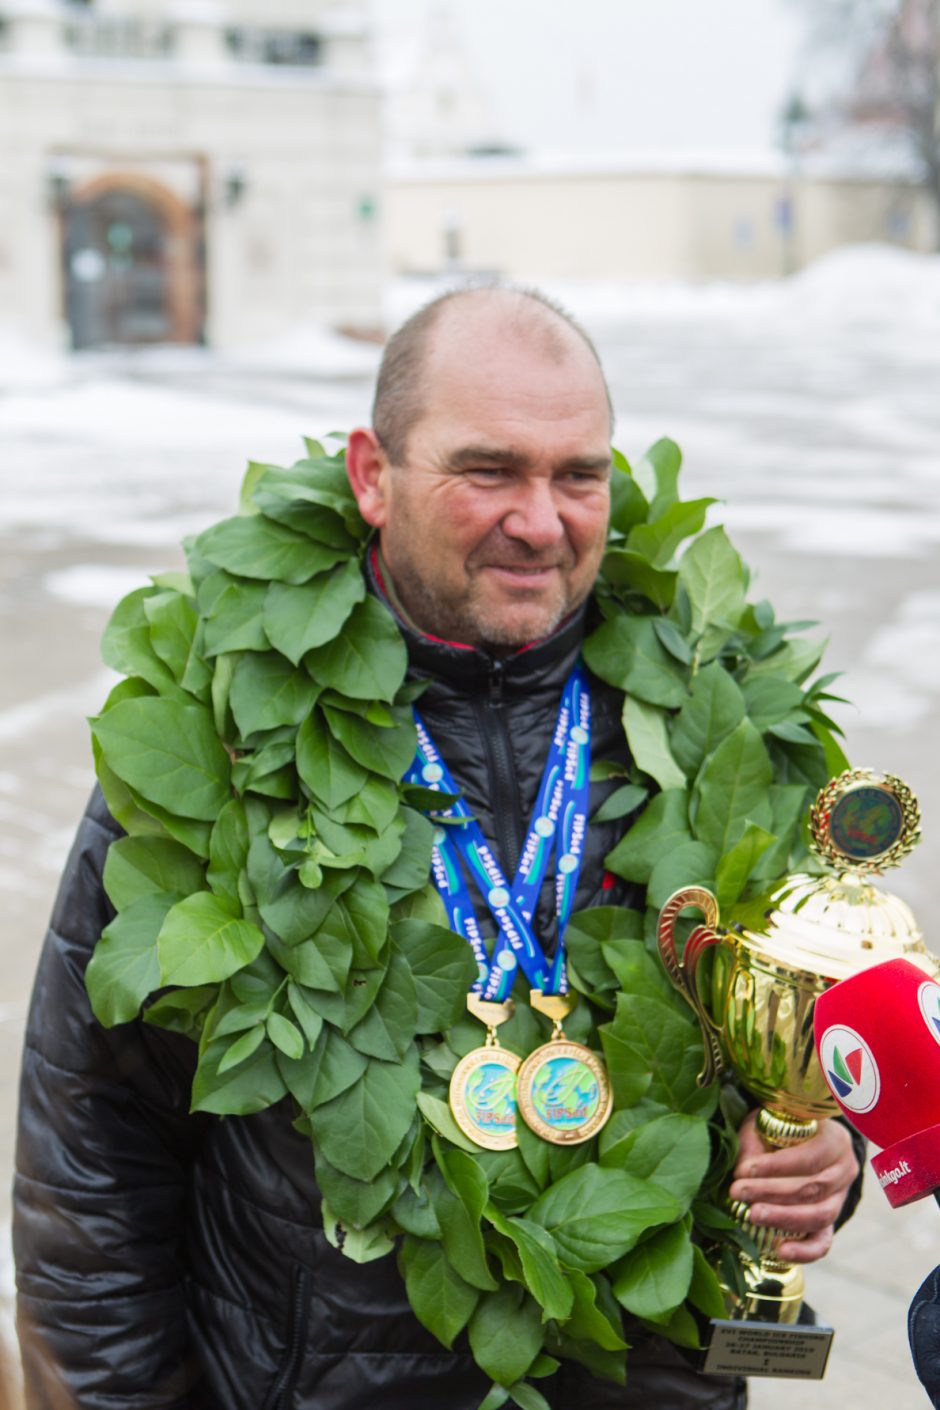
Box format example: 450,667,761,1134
265,1266,312,1410
474,661,525,877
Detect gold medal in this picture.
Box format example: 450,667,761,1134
448,995,521,1151
516,991,612,1146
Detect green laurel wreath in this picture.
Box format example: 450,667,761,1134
85,436,850,1409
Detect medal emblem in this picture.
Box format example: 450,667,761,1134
449,994,520,1151
449,1045,521,1151
516,990,612,1145
809,769,919,873
517,1040,612,1145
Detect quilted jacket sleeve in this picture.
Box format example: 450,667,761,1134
13,788,210,1409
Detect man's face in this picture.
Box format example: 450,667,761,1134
372,312,612,651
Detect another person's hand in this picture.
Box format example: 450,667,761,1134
727,1111,860,1264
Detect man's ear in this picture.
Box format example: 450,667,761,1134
346,427,391,528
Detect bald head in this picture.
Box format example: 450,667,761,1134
372,285,613,466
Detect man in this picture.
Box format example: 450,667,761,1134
14,286,860,1409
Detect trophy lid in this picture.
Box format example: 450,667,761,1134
726,771,935,983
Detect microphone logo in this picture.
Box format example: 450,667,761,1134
818,1025,881,1114
917,981,940,1049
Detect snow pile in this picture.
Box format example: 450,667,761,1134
229,324,381,377
394,243,940,340
783,244,940,332
0,334,72,392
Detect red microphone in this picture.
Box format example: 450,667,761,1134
814,956,940,1208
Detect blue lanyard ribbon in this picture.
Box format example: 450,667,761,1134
405,664,592,1003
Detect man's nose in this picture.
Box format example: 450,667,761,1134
501,481,564,549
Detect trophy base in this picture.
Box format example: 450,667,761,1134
702,1319,834,1379
736,1259,805,1325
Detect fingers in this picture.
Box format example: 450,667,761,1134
776,1226,834,1265
728,1114,860,1266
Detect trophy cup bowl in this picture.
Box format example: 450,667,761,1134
657,771,937,1334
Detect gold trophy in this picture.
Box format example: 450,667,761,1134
657,769,937,1378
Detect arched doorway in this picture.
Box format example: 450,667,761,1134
63,174,205,349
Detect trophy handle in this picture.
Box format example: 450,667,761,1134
657,886,724,1086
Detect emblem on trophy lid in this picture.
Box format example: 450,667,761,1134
809,769,920,874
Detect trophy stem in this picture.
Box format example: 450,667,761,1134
757,1106,818,1149
725,1103,817,1324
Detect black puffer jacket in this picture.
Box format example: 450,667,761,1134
14,605,747,1410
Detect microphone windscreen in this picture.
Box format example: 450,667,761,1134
814,957,940,1207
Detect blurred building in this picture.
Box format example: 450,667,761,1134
0,0,383,351
386,153,936,283
380,5,935,284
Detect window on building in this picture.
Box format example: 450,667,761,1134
64,15,173,59
226,28,322,67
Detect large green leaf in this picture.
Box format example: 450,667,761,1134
230,651,318,737
391,920,478,1032
599,1114,711,1214
296,709,369,809
600,550,676,611
626,498,715,568
381,809,435,901
191,1034,286,1115
102,836,205,911
612,1220,694,1319
206,799,250,910
603,995,716,1119
277,1026,367,1111
252,459,365,536
741,674,806,731
487,1206,574,1322
157,892,265,987
565,907,643,994
714,821,775,909
347,948,418,1060
263,559,366,664
196,515,346,585
203,578,270,656
469,1285,543,1387
86,890,177,1025
622,697,686,790
100,587,186,698
677,526,746,637
92,697,231,821
690,719,773,852
323,703,416,781
583,617,687,708
558,1271,627,1353
528,1165,679,1272
598,1025,653,1108
434,1148,499,1293
637,438,683,518
647,841,717,911
314,1150,398,1230
311,1045,421,1180
604,789,690,884
608,453,649,535
144,589,211,697
305,597,408,702
399,1235,480,1351
670,663,746,776
314,874,389,968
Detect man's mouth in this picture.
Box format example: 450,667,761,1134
483,563,563,587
